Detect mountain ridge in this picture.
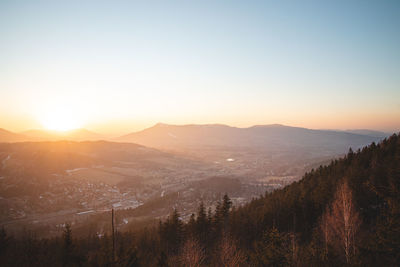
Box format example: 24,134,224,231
0,124,392,148
0,128,105,142
21,128,104,141
116,123,387,153
0,128,33,142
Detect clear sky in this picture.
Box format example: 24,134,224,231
0,0,399,134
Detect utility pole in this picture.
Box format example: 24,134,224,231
112,208,116,264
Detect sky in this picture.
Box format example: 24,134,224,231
0,0,399,134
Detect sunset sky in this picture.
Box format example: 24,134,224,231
1,0,399,134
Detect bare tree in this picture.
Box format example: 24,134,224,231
320,209,330,259
179,238,205,267
323,180,361,264
218,234,246,267
290,232,299,266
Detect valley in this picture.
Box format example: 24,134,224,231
0,124,386,237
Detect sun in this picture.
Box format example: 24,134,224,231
39,107,83,132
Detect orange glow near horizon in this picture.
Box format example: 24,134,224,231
0,113,399,136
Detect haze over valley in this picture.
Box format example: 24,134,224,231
0,123,388,236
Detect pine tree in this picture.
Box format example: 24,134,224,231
157,251,169,267
120,247,140,267
187,213,196,238
160,209,184,255
252,227,289,267
195,202,208,244
221,194,232,221
0,227,9,257
62,223,73,267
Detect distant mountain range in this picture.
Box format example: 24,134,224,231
117,123,391,153
343,129,389,138
0,128,105,142
0,128,32,142
21,129,103,141
0,124,393,155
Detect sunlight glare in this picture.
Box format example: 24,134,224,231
39,106,83,131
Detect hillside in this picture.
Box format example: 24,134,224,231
0,128,32,143
0,134,399,266
228,133,400,265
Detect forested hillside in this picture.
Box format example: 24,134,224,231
0,134,399,266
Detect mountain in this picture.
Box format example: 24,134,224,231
0,128,32,143
344,129,390,138
0,128,105,143
21,128,105,141
117,123,383,153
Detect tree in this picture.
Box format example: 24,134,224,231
187,213,196,237
61,223,84,266
323,180,361,264
160,209,184,255
320,207,333,260
252,227,289,267
179,238,205,267
218,234,245,267
221,194,232,224
62,223,73,267
214,194,232,232
157,251,169,267
195,202,208,244
196,202,207,227
0,227,9,257
118,245,140,267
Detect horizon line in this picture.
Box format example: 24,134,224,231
1,122,397,138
